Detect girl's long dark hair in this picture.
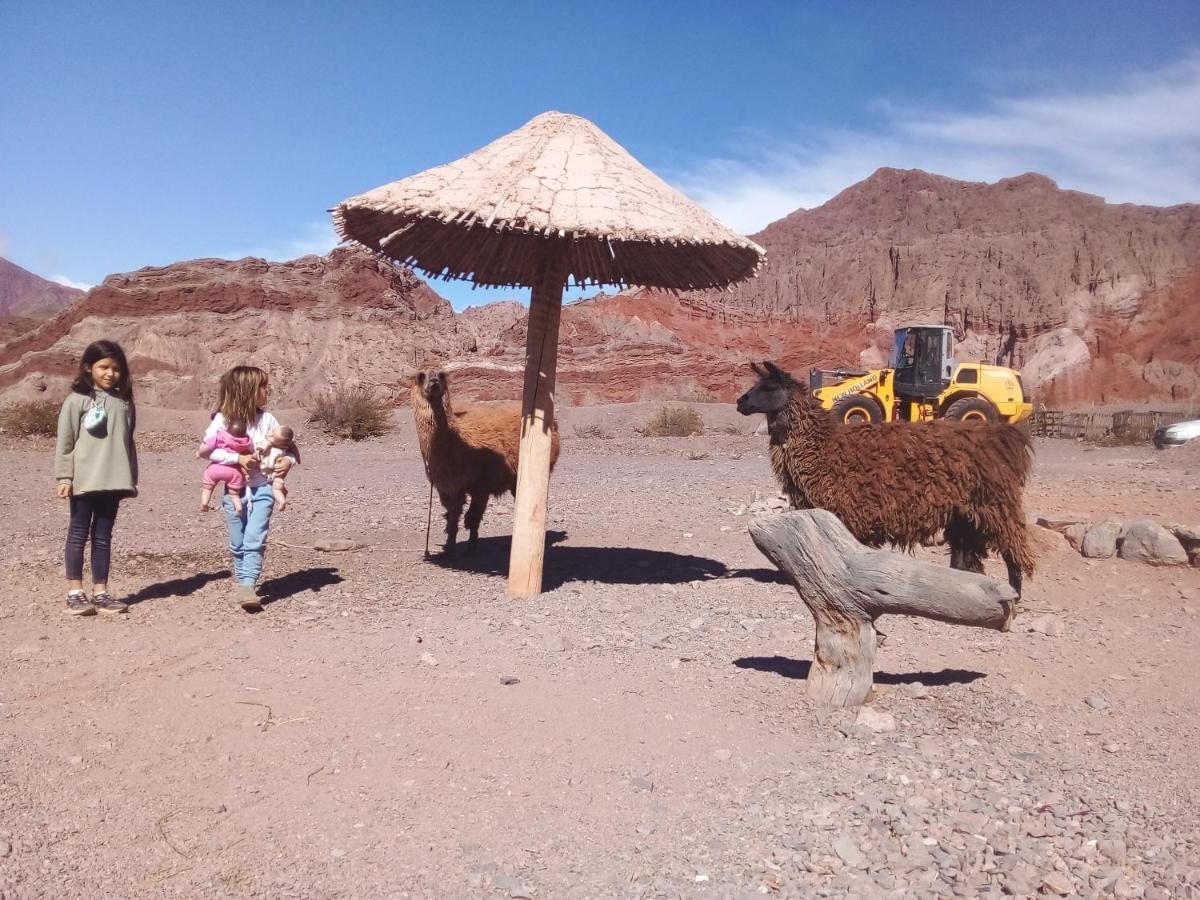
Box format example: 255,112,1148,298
71,340,134,402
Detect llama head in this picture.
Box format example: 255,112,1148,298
737,361,801,416
414,368,449,405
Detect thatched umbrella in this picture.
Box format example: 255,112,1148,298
332,111,765,597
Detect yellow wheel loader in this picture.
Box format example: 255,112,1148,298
810,325,1032,425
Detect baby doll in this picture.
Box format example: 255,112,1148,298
198,419,254,514
256,424,300,512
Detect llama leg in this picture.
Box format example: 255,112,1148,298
439,489,464,555
946,515,986,573
463,492,490,555
1003,552,1023,597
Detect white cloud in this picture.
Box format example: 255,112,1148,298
671,55,1200,235
50,274,94,291
218,221,341,263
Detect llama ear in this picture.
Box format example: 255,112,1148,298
763,361,783,378
415,372,426,385
750,361,766,377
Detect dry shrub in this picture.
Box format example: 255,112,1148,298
307,386,392,441
646,405,703,437
572,423,613,439
0,399,59,436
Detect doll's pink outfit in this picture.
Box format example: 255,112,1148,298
202,429,254,492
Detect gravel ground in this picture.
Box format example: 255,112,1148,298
1,404,1199,899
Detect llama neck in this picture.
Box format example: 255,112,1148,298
411,387,454,464
770,388,832,448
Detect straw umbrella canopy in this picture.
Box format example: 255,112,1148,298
332,111,765,596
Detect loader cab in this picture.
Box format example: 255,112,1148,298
892,326,955,400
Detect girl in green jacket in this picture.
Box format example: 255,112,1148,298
54,340,138,616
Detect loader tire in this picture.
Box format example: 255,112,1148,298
832,394,884,425
944,397,997,423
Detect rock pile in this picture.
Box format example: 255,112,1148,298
1037,515,1197,566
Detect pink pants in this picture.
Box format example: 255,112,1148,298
203,462,245,491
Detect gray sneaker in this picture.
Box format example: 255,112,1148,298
66,591,96,616
92,593,128,615
236,584,262,612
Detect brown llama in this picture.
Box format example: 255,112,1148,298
736,361,1035,594
411,367,561,555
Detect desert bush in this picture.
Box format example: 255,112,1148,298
645,405,704,437
0,399,59,436
572,423,613,439
307,386,392,441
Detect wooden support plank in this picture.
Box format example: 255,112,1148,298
507,251,569,597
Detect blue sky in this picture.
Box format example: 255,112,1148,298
2,1,1198,309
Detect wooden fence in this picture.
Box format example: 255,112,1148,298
1031,408,1189,444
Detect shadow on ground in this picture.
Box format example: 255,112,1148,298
426,531,773,589
125,570,230,606
259,567,343,605
733,655,986,687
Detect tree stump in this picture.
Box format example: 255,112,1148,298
749,510,1018,707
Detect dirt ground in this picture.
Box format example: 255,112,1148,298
2,402,1199,899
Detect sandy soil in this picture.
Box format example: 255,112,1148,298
2,403,1199,899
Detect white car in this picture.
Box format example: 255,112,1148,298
1154,418,1200,449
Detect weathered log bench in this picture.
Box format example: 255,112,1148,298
749,509,1018,707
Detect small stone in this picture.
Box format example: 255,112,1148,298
629,776,654,792
855,706,896,733
0,841,10,858
1098,838,1127,863
689,618,705,630
1085,694,1108,710
214,804,227,814
540,631,568,653
330,848,346,858
832,834,867,869
419,652,438,667
1102,742,1120,753
1041,871,1073,896
499,675,520,686
1026,615,1065,637
68,755,83,767
713,748,733,762
641,632,670,649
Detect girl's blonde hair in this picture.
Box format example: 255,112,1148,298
216,366,268,424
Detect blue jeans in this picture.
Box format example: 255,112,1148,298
222,483,275,586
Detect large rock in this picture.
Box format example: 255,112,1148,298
1063,522,1090,551
1035,513,1088,534
1080,520,1123,559
1118,520,1189,566
1168,524,1200,567
1022,328,1091,389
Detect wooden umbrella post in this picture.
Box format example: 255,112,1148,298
508,252,569,597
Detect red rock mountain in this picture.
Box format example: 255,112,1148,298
0,257,83,316
0,249,473,407
704,169,1200,398
2,169,1198,409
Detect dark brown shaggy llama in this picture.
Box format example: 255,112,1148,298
736,361,1035,594
412,368,561,555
